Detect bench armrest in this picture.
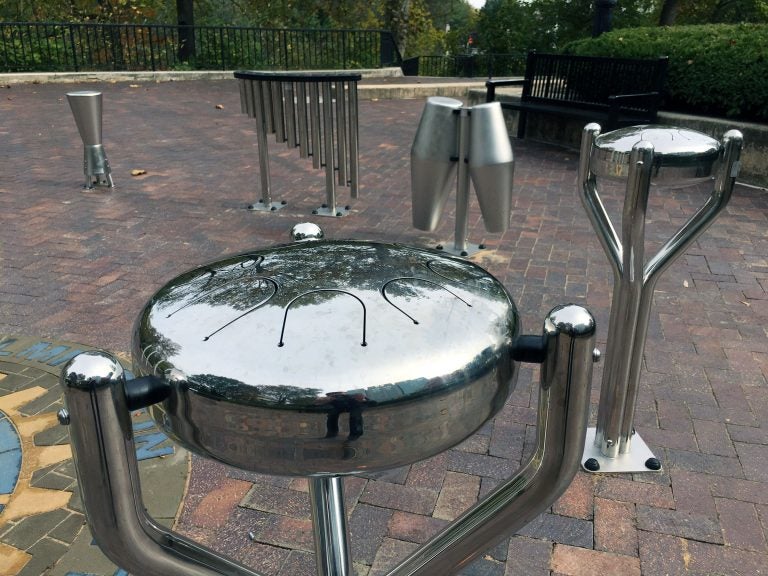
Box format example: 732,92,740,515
486,78,526,102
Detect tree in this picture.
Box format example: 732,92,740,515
177,0,194,62
658,0,680,24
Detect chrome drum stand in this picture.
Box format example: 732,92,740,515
578,124,743,473
59,226,599,576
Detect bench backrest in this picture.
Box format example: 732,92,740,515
522,51,668,110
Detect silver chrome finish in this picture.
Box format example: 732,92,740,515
236,72,361,217
60,351,263,576
309,476,352,576
65,225,600,575
66,91,114,189
315,81,342,218
590,125,721,187
348,85,360,198
411,98,514,254
410,97,462,232
248,80,285,213
454,107,472,254
386,304,596,575
579,124,744,472
132,239,519,476
290,222,325,242
468,102,515,234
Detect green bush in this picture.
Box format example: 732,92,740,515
563,24,768,122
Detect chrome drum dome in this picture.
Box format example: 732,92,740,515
133,239,519,476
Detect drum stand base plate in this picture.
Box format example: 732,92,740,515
248,200,287,212
581,427,663,474
313,205,350,218
435,242,485,258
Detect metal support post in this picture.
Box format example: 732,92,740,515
309,477,353,576
66,91,114,189
248,80,285,213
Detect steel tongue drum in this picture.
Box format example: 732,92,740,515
132,232,520,476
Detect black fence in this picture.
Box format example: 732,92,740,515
402,53,527,78
0,22,401,72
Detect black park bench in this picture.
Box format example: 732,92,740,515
485,51,669,139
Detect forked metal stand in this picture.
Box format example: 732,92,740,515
579,123,743,473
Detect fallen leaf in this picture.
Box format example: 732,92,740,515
129,84,140,88
215,104,224,109
683,280,689,287
131,169,147,176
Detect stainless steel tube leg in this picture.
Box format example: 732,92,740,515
386,304,598,576
453,108,471,254
59,351,263,576
309,476,353,576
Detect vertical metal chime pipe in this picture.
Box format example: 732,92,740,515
309,477,353,576
310,82,322,169
386,304,598,576
335,81,348,187
285,81,298,149
322,81,337,214
348,81,360,198
453,108,471,254
252,80,273,208
297,82,310,159
59,352,264,576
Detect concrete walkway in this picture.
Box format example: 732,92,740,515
0,78,767,575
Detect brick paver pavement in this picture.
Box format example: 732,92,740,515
1,79,767,575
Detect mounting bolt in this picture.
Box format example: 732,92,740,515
57,409,70,426
436,245,443,250
281,200,287,205
583,458,600,472
479,243,486,249
460,251,468,257
645,457,662,471
270,206,277,211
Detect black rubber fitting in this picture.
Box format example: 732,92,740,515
124,375,170,411
584,458,600,472
511,334,547,364
645,457,662,471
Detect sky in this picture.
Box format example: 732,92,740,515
468,0,486,7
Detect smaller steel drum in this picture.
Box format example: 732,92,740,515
133,238,519,476
589,125,721,186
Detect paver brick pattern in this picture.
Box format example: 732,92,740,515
1,79,767,575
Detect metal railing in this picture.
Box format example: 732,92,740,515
0,22,401,72
402,53,527,78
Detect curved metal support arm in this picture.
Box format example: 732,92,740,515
643,130,744,284
579,124,623,276
60,351,264,576
385,304,598,576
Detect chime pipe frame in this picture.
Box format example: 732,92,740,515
60,303,596,576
